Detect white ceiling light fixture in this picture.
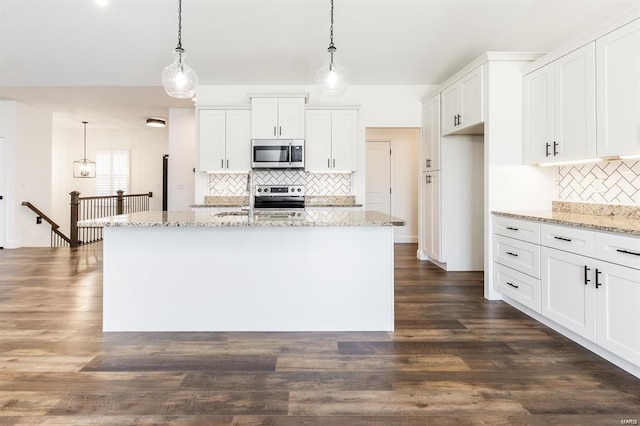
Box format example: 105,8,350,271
146,118,166,128
162,0,199,99
95,0,109,7
73,121,96,178
317,0,347,96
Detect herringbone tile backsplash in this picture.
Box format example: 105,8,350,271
557,160,640,205
208,172,352,196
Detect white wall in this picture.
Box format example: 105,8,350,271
0,101,53,247
366,128,420,243
168,108,196,210
51,118,167,235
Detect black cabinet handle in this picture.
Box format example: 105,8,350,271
279,126,282,136
221,159,224,168
545,142,550,157
273,126,277,136
553,236,572,242
506,227,519,231
328,158,331,168
426,159,431,168
333,159,336,168
457,114,462,126
454,116,458,126
616,249,640,257
584,265,591,286
553,141,558,156
506,251,519,257
595,269,602,289
226,159,229,169
506,282,519,289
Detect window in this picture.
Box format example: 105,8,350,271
96,149,130,196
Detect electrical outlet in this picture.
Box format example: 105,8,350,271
36,216,42,224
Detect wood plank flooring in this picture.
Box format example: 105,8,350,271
0,243,639,425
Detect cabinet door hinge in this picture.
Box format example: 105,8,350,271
389,188,392,194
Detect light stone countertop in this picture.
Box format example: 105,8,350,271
492,210,640,236
78,210,405,228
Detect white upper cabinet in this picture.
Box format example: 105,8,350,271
305,109,358,172
421,94,441,171
524,43,596,164
251,97,305,139
596,19,640,158
198,109,251,172
441,65,484,135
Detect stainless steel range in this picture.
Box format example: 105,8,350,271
253,185,305,210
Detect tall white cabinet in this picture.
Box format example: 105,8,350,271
419,77,483,271
420,95,441,262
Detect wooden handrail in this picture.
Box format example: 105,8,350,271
21,202,71,245
78,192,153,201
21,202,61,230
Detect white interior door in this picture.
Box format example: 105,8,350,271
366,141,391,215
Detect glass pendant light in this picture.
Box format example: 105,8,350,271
317,0,347,96
73,122,96,178
162,0,199,99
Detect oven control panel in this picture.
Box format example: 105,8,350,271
255,185,305,196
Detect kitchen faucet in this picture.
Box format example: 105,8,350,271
246,170,255,217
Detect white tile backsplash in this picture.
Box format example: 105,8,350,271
207,171,352,196
557,160,640,206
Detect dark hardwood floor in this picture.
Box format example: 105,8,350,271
0,243,639,425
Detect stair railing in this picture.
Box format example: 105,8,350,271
21,202,71,247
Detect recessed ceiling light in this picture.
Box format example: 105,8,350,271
95,0,109,7
146,118,166,128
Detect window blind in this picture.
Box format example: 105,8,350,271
96,149,130,196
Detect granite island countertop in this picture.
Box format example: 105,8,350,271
493,206,640,237
78,209,405,228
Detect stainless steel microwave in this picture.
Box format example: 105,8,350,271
251,139,304,169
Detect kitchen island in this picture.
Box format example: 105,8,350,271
80,210,404,332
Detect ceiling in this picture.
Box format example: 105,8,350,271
0,0,637,129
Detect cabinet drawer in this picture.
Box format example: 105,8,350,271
494,235,541,279
596,232,640,270
493,216,541,244
541,223,595,257
494,262,541,312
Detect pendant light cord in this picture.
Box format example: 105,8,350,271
82,121,88,159
176,0,183,51
328,0,336,63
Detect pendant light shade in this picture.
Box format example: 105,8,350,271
317,0,347,96
73,122,96,178
162,0,199,99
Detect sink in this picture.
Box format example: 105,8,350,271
215,211,249,217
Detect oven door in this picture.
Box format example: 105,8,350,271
254,196,305,210
252,140,289,168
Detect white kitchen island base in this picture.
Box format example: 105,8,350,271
103,224,395,332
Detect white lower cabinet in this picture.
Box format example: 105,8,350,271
494,262,541,312
541,246,596,341
494,214,640,374
595,260,640,366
